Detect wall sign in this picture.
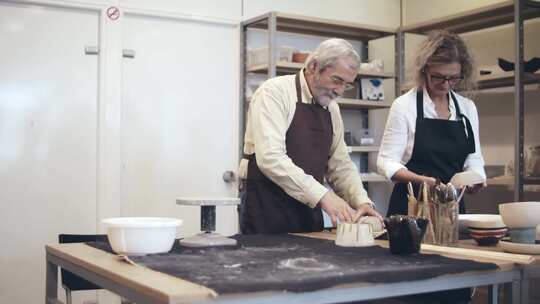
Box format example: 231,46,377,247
106,6,120,21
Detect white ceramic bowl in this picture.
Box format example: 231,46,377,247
499,202,540,228
102,217,182,255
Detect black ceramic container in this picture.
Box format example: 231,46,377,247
384,215,429,255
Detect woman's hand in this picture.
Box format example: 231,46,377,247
466,182,487,194
423,176,438,186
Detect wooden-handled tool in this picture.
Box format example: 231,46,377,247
407,182,417,216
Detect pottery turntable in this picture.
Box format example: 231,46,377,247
176,198,240,247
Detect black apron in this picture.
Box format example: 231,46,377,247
387,89,476,216
240,72,333,234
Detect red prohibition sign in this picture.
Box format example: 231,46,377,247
106,6,120,21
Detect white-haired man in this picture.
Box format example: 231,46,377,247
240,38,383,234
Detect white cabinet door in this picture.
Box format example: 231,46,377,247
121,15,239,237
0,3,99,304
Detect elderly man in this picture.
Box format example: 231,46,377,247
239,38,383,234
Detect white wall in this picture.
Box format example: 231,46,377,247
120,13,240,237
0,1,242,304
119,0,241,19
0,3,100,303
403,0,505,25
244,0,401,29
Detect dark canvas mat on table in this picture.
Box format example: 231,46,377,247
87,234,497,294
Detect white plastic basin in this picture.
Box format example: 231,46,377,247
102,217,182,255
499,202,540,229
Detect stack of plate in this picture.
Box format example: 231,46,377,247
468,227,508,246
460,214,507,246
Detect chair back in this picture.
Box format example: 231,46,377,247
58,234,108,291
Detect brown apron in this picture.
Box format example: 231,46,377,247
240,72,333,234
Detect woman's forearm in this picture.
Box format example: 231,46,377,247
391,168,437,186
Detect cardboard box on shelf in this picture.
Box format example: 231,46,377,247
360,78,384,101
247,46,296,67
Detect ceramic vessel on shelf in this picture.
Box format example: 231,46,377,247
292,52,310,63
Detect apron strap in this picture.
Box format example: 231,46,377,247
416,89,424,121
296,70,318,105
295,72,303,104
449,91,463,116
450,91,476,153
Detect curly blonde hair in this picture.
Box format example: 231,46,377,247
410,30,477,94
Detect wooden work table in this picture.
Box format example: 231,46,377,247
45,232,532,304
301,231,540,303
455,238,540,304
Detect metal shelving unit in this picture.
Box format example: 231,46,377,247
396,0,540,201
240,12,395,183
246,61,395,78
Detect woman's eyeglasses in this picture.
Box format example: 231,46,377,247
426,73,463,86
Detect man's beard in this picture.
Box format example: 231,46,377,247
316,93,335,107
313,75,338,106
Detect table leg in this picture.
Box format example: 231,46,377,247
45,253,58,304
488,284,498,304
513,276,522,304
520,268,529,304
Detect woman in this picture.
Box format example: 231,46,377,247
378,30,486,217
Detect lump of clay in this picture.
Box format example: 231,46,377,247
358,216,384,233
335,222,375,247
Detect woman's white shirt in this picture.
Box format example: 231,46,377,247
377,87,486,181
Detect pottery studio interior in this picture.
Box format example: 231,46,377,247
1,1,540,304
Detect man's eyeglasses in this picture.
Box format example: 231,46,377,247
426,73,463,86
330,75,355,91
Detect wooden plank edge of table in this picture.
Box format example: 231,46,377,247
46,243,218,303
295,231,534,270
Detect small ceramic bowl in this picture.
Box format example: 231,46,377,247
468,227,508,246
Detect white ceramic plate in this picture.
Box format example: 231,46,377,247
499,239,540,255
459,214,505,233
450,171,485,188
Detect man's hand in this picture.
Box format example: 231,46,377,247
319,191,356,226
352,204,384,226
